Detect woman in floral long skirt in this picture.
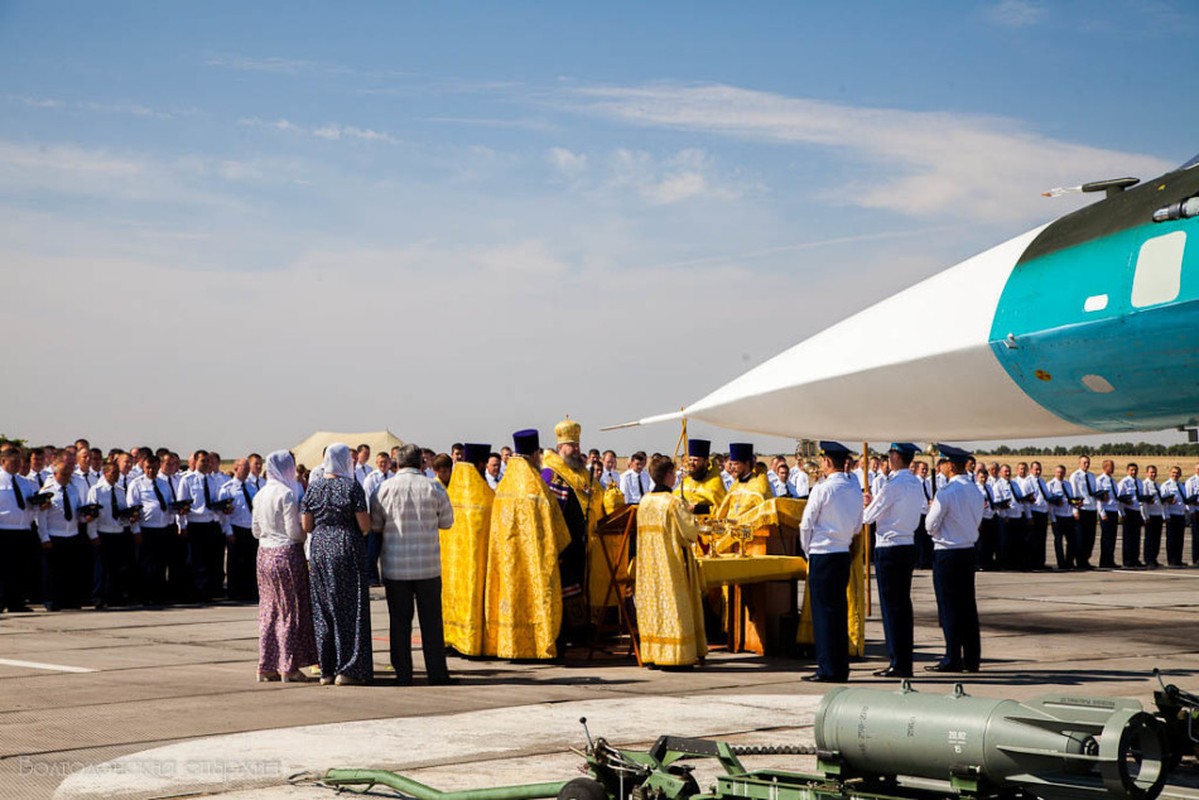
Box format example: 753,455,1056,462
251,450,318,682
301,443,373,685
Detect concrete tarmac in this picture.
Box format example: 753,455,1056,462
1,565,1197,800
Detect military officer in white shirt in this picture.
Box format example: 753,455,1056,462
177,449,229,601
988,465,1016,570
38,457,100,610
128,454,177,605
0,447,42,612
1161,466,1188,566
975,467,998,570
353,444,374,487
1095,460,1121,568
362,451,395,586
1070,456,1098,569
485,453,502,491
924,444,984,673
26,449,51,489
912,461,934,569
1024,462,1051,570
863,443,924,678
1045,465,1078,570
218,458,259,601
1140,465,1165,568
1187,464,1199,565
798,441,862,683
597,450,620,489
1115,463,1145,568
88,461,142,607
246,453,267,491
769,461,800,498
789,461,812,499
619,452,651,504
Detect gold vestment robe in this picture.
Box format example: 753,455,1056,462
541,451,611,612
481,456,571,659
441,463,493,656
634,492,707,666
715,473,772,519
675,466,727,512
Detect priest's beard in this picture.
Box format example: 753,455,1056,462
562,451,586,472
689,461,709,480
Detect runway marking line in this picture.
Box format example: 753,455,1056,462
0,658,96,673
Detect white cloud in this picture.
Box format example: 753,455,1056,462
565,83,1171,222
983,0,1047,28
76,101,175,119
240,117,400,144
205,54,319,74
606,146,743,205
6,94,62,109
546,146,588,174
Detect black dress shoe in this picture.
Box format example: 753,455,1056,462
962,666,981,673
923,663,962,673
873,667,912,678
801,673,841,683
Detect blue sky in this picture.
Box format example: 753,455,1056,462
3,1,1197,456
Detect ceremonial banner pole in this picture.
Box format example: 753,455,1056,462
862,441,872,617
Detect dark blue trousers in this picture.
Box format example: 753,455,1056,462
1027,511,1049,570
363,530,383,584
1075,510,1096,567
807,551,851,681
1099,513,1119,567
976,517,998,570
874,544,915,673
932,548,980,671
1143,514,1163,566
1121,511,1142,567
913,516,933,569
1051,514,1077,569
1165,515,1186,566
999,516,1024,570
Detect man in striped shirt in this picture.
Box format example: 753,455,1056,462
370,443,455,686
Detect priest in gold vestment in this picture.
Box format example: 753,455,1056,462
481,429,571,660
636,456,707,667
674,438,726,515
441,443,493,656
540,418,606,636
715,442,773,519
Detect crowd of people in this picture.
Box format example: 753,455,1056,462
2,432,1197,686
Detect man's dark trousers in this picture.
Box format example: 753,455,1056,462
932,548,980,671
1098,513,1119,567
1075,509,1096,567
1122,511,1143,567
808,551,851,681
383,576,449,684
874,544,915,674
187,521,226,601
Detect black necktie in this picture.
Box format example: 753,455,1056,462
63,486,73,521
1087,473,1095,495
242,482,253,511
922,481,930,501
202,474,212,507
109,483,119,518
35,473,44,488
11,474,25,510
153,479,168,510
167,475,177,502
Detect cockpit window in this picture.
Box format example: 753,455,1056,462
1182,152,1199,170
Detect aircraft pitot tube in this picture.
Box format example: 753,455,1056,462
815,683,1169,800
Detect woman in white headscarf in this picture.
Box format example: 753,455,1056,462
301,443,372,685
251,451,318,682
